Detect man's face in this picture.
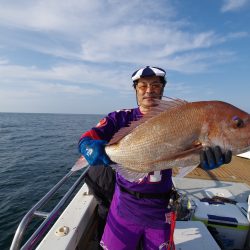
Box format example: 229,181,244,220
135,76,164,112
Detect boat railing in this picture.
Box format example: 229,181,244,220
10,165,91,250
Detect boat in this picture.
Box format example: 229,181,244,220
10,154,250,250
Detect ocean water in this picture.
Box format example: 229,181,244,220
0,112,103,250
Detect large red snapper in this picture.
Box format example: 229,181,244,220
104,98,250,180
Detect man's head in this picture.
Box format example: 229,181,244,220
131,66,166,113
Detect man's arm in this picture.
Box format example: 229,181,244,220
78,116,116,166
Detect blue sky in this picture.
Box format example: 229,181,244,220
0,0,249,114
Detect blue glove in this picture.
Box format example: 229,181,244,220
79,137,111,166
200,146,232,170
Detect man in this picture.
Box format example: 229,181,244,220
79,66,232,249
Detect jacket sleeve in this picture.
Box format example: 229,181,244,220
78,109,136,145
78,114,117,146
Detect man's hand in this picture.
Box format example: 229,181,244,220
79,137,111,166
200,146,232,170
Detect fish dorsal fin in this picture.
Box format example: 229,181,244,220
108,97,188,145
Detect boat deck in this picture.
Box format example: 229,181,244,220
173,156,250,186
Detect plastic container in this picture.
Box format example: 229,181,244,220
192,199,249,249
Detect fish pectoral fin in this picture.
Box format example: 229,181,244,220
114,164,148,182
175,164,199,178
170,142,202,177
147,142,202,165
171,141,202,159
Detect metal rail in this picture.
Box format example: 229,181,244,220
10,165,90,250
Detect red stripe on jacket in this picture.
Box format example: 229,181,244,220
79,129,101,142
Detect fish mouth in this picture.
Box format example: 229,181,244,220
143,94,161,100
143,97,155,101
142,96,159,106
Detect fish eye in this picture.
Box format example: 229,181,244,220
232,116,244,128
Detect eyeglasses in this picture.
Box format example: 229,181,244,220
136,82,163,91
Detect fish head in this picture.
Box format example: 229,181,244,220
206,102,250,155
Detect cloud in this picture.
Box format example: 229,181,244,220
0,0,174,34
0,61,133,92
34,82,103,95
0,57,9,64
0,0,247,73
221,0,249,12
80,28,219,63
164,50,236,73
77,26,244,75
225,31,249,39
0,0,94,33
0,0,249,114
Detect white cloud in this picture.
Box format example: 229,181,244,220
79,26,243,71
0,0,249,113
162,50,236,73
221,0,249,12
0,0,97,33
0,58,9,64
0,61,132,91
0,0,247,72
0,0,174,34
225,32,249,39
34,82,102,95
